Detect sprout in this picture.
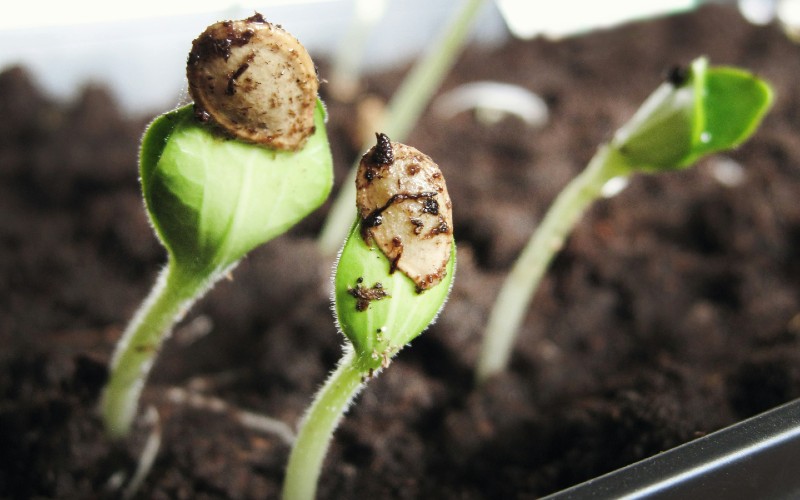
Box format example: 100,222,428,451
282,135,455,500
100,15,333,439
476,57,773,383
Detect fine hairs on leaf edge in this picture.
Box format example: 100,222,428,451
138,109,180,252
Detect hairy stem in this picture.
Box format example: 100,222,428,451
476,146,632,382
317,0,486,255
283,348,366,500
100,263,206,438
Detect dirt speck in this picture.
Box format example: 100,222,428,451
347,279,391,311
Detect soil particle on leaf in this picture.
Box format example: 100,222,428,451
348,278,391,312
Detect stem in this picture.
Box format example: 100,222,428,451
475,146,632,383
317,0,487,255
100,262,206,438
384,0,486,143
283,348,366,500
328,0,389,101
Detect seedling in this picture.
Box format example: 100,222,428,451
282,134,455,500
476,57,773,382
100,15,333,438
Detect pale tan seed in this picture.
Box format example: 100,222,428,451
356,135,453,291
187,14,318,151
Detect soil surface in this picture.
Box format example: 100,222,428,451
3,5,800,499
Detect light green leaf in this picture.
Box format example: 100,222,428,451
612,57,773,172
689,66,774,160
140,100,333,275
334,222,455,369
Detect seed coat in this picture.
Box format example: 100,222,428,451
356,134,453,290
187,13,319,151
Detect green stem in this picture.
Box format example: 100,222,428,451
383,0,486,142
317,0,487,255
476,146,632,383
328,0,388,101
283,348,366,500
100,262,207,438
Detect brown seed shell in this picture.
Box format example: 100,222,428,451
356,137,453,291
186,14,318,151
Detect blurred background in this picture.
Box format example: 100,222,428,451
3,0,796,116
0,0,504,115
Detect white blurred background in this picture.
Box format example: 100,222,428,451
0,0,505,114
0,0,794,115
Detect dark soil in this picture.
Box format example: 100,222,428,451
3,4,800,498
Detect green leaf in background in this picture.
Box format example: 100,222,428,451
141,100,333,276
691,65,774,160
612,57,773,172
477,57,774,382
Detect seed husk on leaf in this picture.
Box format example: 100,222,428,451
187,13,319,151
356,133,453,291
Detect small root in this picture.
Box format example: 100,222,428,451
165,386,295,445
122,406,162,500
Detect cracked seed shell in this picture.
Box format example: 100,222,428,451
356,134,453,291
187,13,319,151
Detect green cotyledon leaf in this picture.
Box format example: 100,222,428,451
140,99,333,276
334,220,456,371
691,65,774,160
611,57,773,172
